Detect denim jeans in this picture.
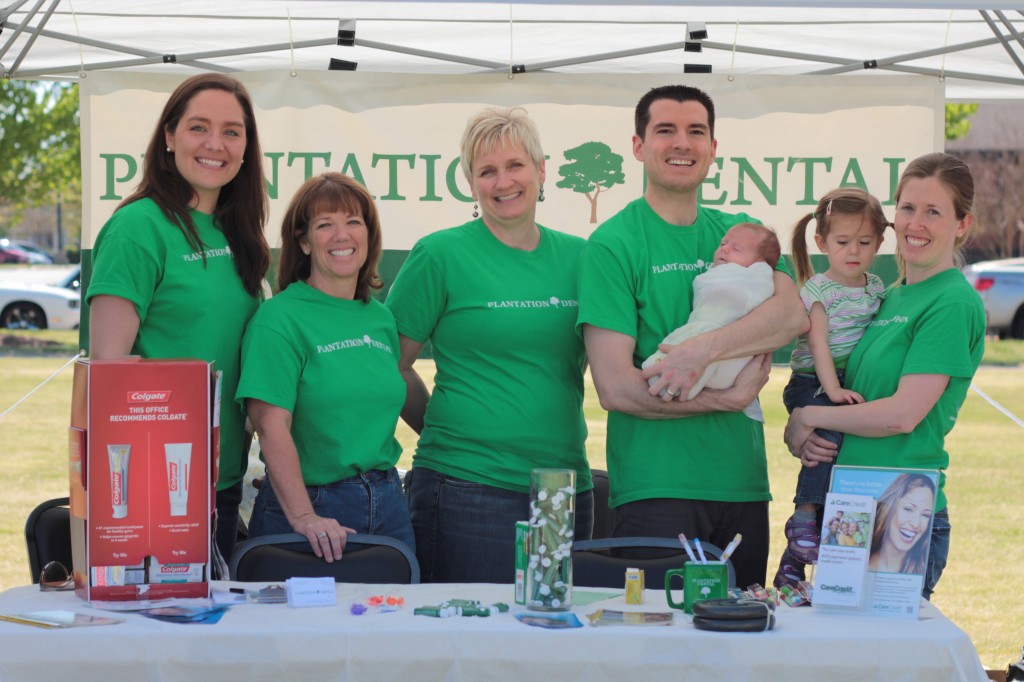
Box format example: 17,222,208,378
406,467,594,584
249,467,415,551
783,372,846,507
923,509,951,601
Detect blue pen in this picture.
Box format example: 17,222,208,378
693,538,709,564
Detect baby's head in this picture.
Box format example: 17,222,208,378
713,223,781,268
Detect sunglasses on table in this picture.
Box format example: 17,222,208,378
39,561,75,592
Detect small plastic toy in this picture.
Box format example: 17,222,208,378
350,593,405,615
413,599,510,618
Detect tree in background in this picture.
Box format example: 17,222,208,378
556,141,625,224
0,79,81,251
945,103,979,141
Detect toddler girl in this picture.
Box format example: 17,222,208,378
774,188,889,589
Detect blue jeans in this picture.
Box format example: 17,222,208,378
923,509,950,601
783,372,846,507
406,467,594,584
249,467,415,551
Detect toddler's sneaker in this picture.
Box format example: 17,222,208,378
773,547,806,590
784,516,820,564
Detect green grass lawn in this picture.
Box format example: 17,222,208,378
1,333,1021,670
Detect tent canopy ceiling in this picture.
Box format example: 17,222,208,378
2,1,1023,100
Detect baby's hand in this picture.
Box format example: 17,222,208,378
826,387,864,405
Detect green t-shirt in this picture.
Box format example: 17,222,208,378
577,198,778,507
386,219,591,494
840,268,985,511
236,281,404,486
87,198,259,491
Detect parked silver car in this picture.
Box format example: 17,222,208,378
963,258,1024,339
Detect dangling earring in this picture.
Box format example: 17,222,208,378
472,202,479,218
539,184,546,202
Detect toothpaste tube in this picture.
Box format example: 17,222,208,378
515,521,528,605
149,558,205,584
91,565,126,587
164,443,192,516
107,444,131,519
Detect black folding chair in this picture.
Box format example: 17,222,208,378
573,536,735,590
24,497,72,584
230,532,420,584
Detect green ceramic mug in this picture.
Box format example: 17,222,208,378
665,561,728,614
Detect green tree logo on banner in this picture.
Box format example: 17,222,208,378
556,141,625,224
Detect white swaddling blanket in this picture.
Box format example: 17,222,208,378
642,262,775,418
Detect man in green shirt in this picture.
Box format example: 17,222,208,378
577,85,807,588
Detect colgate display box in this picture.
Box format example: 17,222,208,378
69,358,218,601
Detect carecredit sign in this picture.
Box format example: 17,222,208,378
81,72,942,253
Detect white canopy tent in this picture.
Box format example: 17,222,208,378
2,1,1023,101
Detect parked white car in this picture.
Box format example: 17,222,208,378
963,257,1024,339
0,276,81,330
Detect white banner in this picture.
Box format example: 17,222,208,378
81,71,943,252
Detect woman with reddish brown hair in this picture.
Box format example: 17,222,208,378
237,172,413,561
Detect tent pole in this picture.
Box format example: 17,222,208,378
484,41,694,72
16,34,511,77
0,0,32,24
355,38,506,68
13,39,343,78
10,23,231,73
811,37,1002,75
985,10,1024,77
0,0,44,65
881,63,1024,86
5,0,61,78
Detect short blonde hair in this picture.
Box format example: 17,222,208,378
460,106,544,183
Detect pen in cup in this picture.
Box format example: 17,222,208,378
693,538,709,564
720,533,743,564
678,533,699,564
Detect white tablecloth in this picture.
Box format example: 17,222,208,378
0,582,987,681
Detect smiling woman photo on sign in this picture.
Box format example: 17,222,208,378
869,473,936,575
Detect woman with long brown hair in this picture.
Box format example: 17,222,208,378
88,73,270,565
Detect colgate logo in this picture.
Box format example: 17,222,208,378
160,565,189,573
169,462,178,492
112,472,123,503
128,391,171,403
